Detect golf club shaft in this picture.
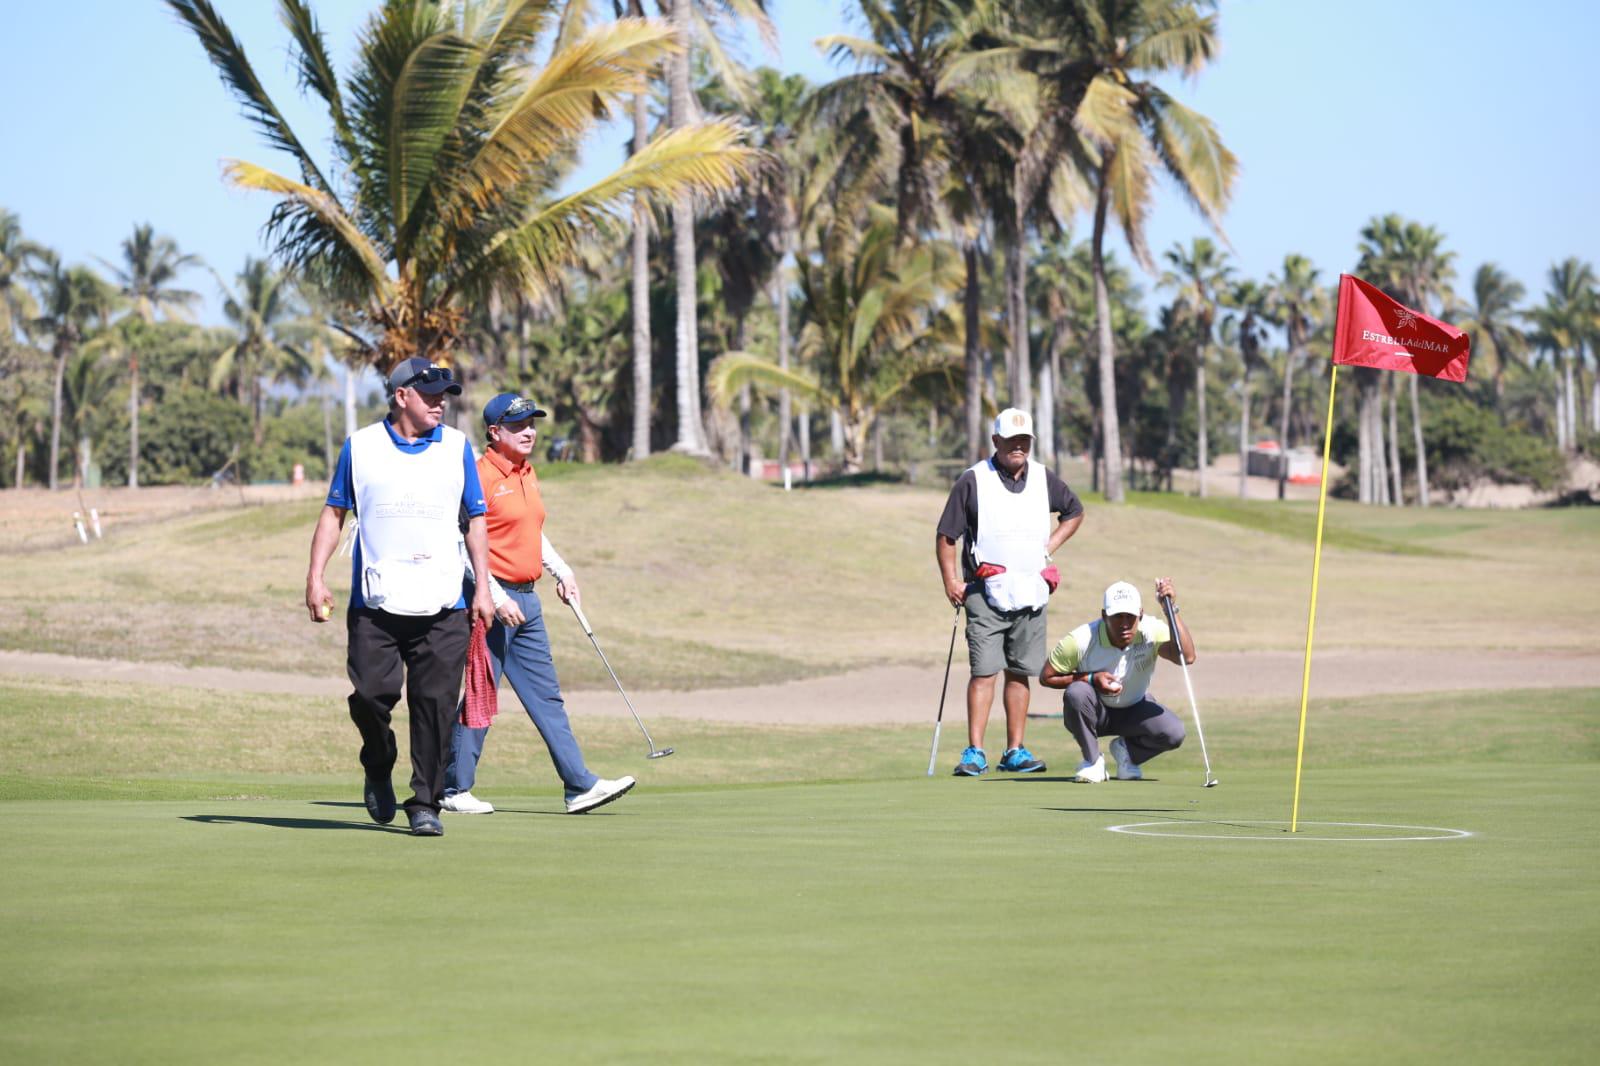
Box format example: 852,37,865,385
1160,594,1215,780
926,604,961,776
570,601,661,754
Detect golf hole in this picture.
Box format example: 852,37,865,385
1106,820,1473,842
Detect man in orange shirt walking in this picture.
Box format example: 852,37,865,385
443,393,635,815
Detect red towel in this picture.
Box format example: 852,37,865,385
462,618,498,728
1041,565,1061,593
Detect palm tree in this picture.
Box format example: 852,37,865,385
1160,238,1232,497
1452,263,1527,409
1224,277,1271,498
212,258,311,446
814,0,1016,460
1357,214,1456,506
660,0,775,456
707,216,961,471
99,224,200,489
1264,254,1327,499
1017,0,1237,502
1528,259,1597,452
28,254,116,490
0,212,43,486
169,0,758,375
62,346,121,489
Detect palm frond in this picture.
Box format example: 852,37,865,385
708,351,822,410
223,160,393,295
441,17,677,230
278,0,361,166
166,0,338,196
1141,87,1236,240
1105,136,1156,273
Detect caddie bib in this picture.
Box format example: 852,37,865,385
350,421,467,615
970,457,1050,612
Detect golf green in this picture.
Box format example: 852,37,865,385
3,763,1596,1064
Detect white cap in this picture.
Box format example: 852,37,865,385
991,408,1034,439
1103,581,1142,617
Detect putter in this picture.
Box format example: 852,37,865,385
1160,593,1217,787
569,600,673,759
926,604,962,776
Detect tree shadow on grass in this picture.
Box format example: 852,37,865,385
183,813,407,833
988,775,1167,784
1040,808,1186,814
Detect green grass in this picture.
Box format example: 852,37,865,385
2,676,1599,1063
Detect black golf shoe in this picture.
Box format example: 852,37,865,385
363,775,397,824
407,809,443,836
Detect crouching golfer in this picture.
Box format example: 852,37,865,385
935,408,1084,776
305,358,495,837
442,393,635,816
1040,578,1196,782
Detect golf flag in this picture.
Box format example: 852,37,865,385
1331,274,1471,382
1291,275,1471,832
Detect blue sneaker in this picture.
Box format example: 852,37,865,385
953,747,988,776
998,746,1047,773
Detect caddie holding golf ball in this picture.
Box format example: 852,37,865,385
1040,578,1197,782
935,407,1084,776
441,393,635,816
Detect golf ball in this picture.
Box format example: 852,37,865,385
319,604,332,619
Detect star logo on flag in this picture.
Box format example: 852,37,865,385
1393,307,1417,331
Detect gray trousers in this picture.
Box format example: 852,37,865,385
1062,680,1185,765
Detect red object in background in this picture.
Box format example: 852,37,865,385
1332,274,1471,382
462,618,498,728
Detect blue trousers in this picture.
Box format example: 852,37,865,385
446,584,598,798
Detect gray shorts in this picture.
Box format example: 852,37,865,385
964,587,1047,678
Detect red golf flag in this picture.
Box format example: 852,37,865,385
1332,274,1471,382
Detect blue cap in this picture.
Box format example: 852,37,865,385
385,357,461,396
483,393,548,425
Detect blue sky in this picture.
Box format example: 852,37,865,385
4,1,1596,326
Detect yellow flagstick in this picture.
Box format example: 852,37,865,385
1290,363,1340,833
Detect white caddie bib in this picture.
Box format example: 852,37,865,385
350,422,467,615
970,457,1050,612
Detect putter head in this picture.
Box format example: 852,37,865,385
648,747,674,759
1204,778,1219,788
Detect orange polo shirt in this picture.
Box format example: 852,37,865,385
476,448,545,584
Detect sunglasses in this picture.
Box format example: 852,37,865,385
399,366,454,389
494,397,541,425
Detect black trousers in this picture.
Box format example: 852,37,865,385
346,607,470,814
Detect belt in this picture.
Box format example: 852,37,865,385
496,578,538,593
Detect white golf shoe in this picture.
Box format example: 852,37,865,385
441,791,495,814
566,776,636,814
1072,754,1108,783
1110,737,1142,781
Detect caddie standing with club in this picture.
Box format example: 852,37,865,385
305,358,495,837
1040,578,1197,782
441,393,635,816
935,408,1085,776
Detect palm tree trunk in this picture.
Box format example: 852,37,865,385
1409,374,1429,506
1091,167,1124,503
344,363,358,439
1007,194,1031,412
1357,373,1372,503
321,389,334,473
128,355,140,489
1238,370,1250,498
1035,356,1055,468
76,435,90,490
963,242,982,461
13,444,23,489
1565,357,1578,452
631,88,652,461
798,405,811,478
1195,342,1208,498
1555,356,1568,450
1277,343,1298,500
49,339,68,491
1048,326,1065,472
776,260,793,470
668,0,704,455
871,415,883,473
1386,374,1403,505
830,408,845,460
